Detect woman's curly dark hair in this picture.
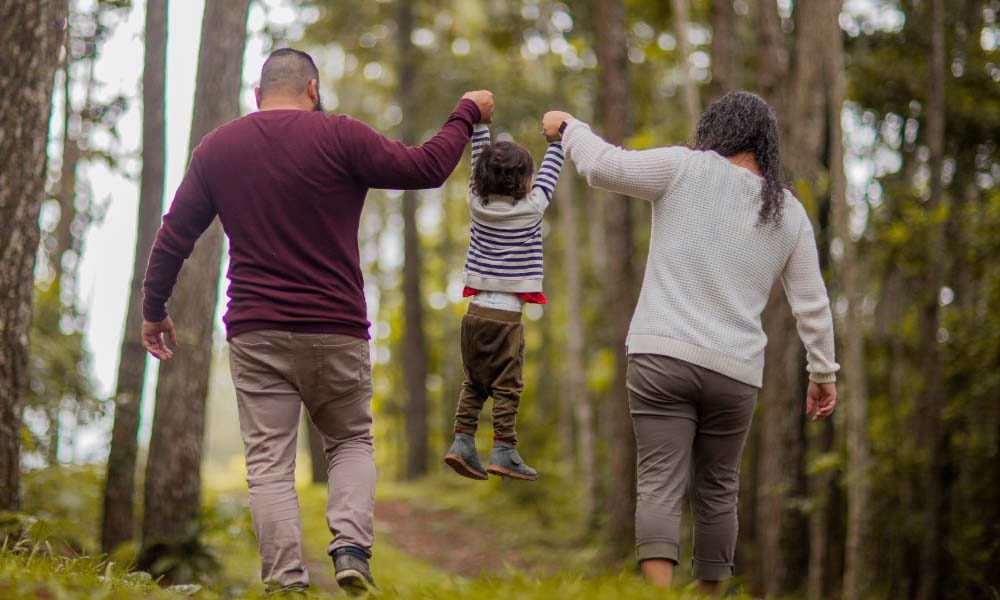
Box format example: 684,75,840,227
472,141,534,200
693,91,786,225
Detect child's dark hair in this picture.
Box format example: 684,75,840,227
472,141,534,200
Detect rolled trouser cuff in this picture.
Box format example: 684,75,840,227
636,540,680,564
692,558,734,581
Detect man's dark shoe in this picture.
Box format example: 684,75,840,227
487,442,539,480
444,433,488,480
265,582,309,597
332,548,377,595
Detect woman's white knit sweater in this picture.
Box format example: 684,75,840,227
562,119,839,387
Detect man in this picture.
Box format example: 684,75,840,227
141,48,493,594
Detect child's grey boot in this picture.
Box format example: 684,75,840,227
487,441,539,481
444,432,488,480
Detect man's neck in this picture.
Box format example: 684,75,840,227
258,98,311,111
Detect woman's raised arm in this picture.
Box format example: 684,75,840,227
542,111,689,202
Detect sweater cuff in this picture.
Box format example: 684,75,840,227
449,98,481,136
142,299,168,323
809,371,837,384
560,119,589,146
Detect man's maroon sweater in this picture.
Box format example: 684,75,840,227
142,99,481,340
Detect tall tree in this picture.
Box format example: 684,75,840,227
101,0,168,553
140,0,251,563
671,0,701,136
396,0,430,479
710,0,739,100
0,0,68,511
594,0,636,559
755,0,828,593
557,173,596,521
827,2,870,598
917,0,946,598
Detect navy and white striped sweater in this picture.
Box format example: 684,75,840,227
463,124,564,294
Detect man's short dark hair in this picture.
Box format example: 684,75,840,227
259,48,320,99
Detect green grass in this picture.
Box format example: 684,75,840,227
2,466,755,599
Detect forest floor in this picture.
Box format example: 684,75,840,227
2,466,751,599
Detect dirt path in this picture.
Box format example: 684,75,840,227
303,498,530,586
372,499,529,577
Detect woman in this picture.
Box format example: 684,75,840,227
542,91,838,593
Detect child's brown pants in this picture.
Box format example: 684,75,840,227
453,303,525,444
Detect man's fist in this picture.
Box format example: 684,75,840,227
806,381,837,422
542,110,573,141
142,316,176,361
462,90,494,123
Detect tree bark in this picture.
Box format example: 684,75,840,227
755,0,824,593
396,0,429,480
0,0,68,511
100,0,167,553
917,1,946,598
595,0,636,560
754,0,788,124
671,0,701,137
140,0,250,557
824,0,871,596
557,173,595,521
710,0,739,101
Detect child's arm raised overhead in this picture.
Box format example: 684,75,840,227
469,123,490,189
530,139,565,208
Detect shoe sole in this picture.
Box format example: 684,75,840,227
444,454,488,480
487,464,539,481
336,569,376,595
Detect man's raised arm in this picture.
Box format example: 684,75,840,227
345,91,494,190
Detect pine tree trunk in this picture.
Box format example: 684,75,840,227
0,0,68,511
396,0,429,479
917,0,946,598
558,173,595,521
595,0,636,560
101,0,167,553
755,0,827,593
710,0,739,101
53,59,81,282
826,0,871,596
140,0,251,557
671,0,701,137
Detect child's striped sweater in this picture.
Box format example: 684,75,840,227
462,124,564,296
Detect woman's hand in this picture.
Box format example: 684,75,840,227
806,381,837,421
542,110,573,141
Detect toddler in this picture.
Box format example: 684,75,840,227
443,123,563,481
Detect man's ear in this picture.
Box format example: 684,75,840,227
254,87,262,109
307,79,319,104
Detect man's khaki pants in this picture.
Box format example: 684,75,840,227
229,330,375,591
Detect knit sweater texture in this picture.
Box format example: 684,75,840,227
462,124,564,293
562,119,839,387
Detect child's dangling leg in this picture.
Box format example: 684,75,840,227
477,309,538,481
443,313,491,480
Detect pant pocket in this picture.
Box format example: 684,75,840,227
230,336,280,392
311,339,367,400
